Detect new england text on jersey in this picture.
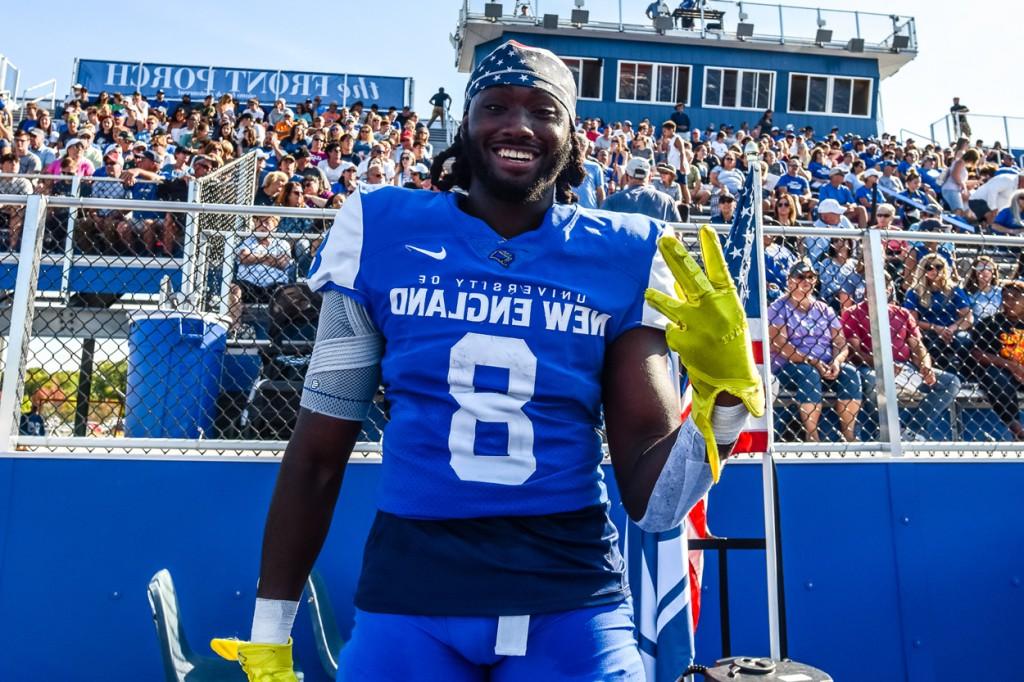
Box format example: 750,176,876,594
307,186,675,520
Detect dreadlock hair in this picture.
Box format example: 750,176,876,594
430,124,586,204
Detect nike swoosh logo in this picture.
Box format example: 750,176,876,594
405,245,447,260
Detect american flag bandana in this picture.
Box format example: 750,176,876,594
464,40,577,119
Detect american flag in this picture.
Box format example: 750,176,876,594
721,163,770,454
627,166,768,680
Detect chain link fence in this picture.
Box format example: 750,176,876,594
766,222,1024,453
0,172,386,454
3,189,1024,456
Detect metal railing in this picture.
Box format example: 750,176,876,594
19,79,58,113
462,0,916,52
930,112,1024,153
0,54,20,103
1,191,1023,458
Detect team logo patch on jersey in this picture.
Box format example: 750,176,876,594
489,248,515,268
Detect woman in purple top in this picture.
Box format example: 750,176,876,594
769,260,862,442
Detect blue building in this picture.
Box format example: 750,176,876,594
453,1,917,138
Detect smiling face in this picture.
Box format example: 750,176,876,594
463,85,572,204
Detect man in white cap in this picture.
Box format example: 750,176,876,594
818,166,867,228
805,198,854,263
601,156,681,222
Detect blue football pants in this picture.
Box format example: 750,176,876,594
336,600,645,681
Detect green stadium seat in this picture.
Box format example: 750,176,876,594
146,569,247,682
304,569,345,678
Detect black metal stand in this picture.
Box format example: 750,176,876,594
73,337,95,437
688,457,789,660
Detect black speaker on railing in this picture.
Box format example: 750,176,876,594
484,2,503,20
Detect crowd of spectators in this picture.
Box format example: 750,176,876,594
568,102,1024,442
3,84,1024,441
0,88,437,258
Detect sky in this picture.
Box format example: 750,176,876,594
2,0,1021,144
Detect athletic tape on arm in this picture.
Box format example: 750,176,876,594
299,290,382,421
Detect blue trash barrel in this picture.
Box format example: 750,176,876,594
125,312,228,438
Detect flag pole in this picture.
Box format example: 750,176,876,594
745,142,783,660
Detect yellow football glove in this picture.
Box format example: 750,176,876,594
644,226,766,483
211,637,298,682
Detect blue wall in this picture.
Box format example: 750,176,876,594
1,456,1021,681
473,32,882,138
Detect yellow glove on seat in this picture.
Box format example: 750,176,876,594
211,638,299,682
644,226,766,483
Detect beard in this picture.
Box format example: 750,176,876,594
462,126,572,203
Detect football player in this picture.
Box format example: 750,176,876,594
213,41,763,681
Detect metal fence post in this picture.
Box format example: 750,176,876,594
861,228,902,456
0,196,47,451
751,159,783,659
181,180,200,301
58,175,82,301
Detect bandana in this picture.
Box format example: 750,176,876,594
464,40,577,119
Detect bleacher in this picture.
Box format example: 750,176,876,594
2,72,1023,451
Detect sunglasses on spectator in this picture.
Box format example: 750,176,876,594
777,202,791,208
925,263,945,272
877,212,893,218
796,274,817,281
974,264,994,272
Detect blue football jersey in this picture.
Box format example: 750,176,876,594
307,187,674,520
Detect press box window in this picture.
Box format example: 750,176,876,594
703,67,773,111
788,74,872,117
617,61,691,105
561,57,603,100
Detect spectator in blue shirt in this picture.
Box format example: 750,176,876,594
572,135,606,209
898,149,919,179
818,167,866,228
710,192,735,224
859,143,881,169
903,252,973,375
807,148,831,189
645,1,669,20
896,172,933,225
993,190,1024,233
776,157,815,213
919,155,944,196
119,150,164,255
856,169,884,224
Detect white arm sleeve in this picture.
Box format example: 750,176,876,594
299,290,382,421
636,418,713,533
636,404,749,532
